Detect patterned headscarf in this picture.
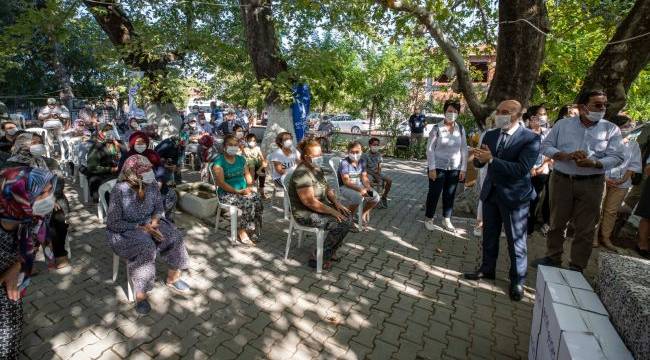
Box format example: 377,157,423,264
119,154,153,184
127,131,161,167
0,166,56,223
7,133,49,169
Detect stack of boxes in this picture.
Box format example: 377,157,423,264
529,265,633,360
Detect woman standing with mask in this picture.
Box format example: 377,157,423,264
526,105,552,235
424,100,467,232
106,155,190,315
0,166,56,358
288,139,352,270
212,135,263,245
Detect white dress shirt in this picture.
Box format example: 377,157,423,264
605,139,642,189
542,116,624,176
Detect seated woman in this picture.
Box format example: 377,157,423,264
106,155,190,315
0,166,57,358
86,124,126,202
270,132,301,186
288,139,352,270
155,136,184,192
337,141,381,230
3,133,70,269
211,135,263,245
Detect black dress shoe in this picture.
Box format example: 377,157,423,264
531,256,561,269
509,283,524,301
463,271,496,281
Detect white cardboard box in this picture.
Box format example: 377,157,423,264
558,332,606,360
580,311,634,360
536,302,590,360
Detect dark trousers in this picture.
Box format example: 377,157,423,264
425,169,460,219
541,171,551,225
48,209,68,258
89,174,115,202
480,192,529,284
529,174,549,233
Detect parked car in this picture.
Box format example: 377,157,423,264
398,113,445,137
330,114,377,134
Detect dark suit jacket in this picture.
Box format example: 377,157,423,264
474,126,540,208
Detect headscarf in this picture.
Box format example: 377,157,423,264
198,134,214,162
128,131,161,167
119,155,153,200
7,133,49,169
0,166,56,223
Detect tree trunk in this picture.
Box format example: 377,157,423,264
578,0,650,118
239,0,293,154
484,0,548,114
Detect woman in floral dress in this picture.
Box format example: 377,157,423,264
106,155,190,315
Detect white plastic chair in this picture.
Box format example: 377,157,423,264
97,179,117,223
112,255,135,302
280,170,326,273
24,128,51,158
328,156,364,229
267,155,291,219
209,167,239,244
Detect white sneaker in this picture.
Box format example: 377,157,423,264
442,218,456,232
541,223,550,236
424,219,436,231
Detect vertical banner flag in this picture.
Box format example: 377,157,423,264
291,83,311,142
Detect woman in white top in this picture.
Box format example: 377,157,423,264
526,105,552,235
270,131,301,186
597,115,642,251
424,100,468,232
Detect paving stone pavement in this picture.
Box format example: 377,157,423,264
19,157,612,360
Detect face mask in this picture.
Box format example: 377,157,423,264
216,138,224,144
235,132,244,139
134,144,147,153
283,139,293,149
445,112,458,122
200,120,206,124
586,111,605,123
103,132,114,141
131,123,140,130
32,194,55,217
189,123,197,128
226,146,239,155
349,153,361,161
29,144,46,157
6,128,17,136
495,115,512,129
538,115,548,126
311,156,323,167
247,141,256,148
370,145,380,153
141,170,156,184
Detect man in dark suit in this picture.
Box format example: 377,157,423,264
464,100,540,301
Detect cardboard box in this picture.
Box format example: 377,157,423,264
558,332,606,360
580,311,634,360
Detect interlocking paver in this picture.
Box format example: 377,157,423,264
16,158,611,359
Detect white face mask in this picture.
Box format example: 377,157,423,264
310,156,323,167
32,194,55,216
141,170,156,184
247,141,256,148
349,153,361,161
6,128,17,136
586,111,605,123
445,112,458,122
538,115,548,126
134,144,147,153
226,146,239,155
370,145,380,153
495,115,512,129
29,144,46,157
189,123,197,128
235,132,244,139
216,138,224,144
282,139,293,149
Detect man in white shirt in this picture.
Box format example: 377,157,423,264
533,90,624,272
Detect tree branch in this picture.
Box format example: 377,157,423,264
377,0,488,120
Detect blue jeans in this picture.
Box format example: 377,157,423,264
425,169,460,219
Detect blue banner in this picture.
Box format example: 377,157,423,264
291,83,310,142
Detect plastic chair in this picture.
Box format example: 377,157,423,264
328,156,364,229
97,179,117,223
267,155,290,219
209,167,239,244
280,170,326,273
24,128,51,158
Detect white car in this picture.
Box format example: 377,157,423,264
398,113,445,137
330,114,377,134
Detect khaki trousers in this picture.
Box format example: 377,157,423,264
598,185,628,243
546,172,605,269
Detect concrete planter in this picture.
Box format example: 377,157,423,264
175,182,218,220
